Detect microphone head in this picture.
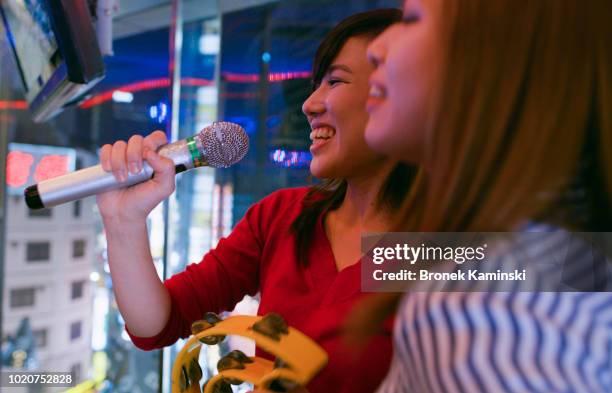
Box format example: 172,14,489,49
196,121,249,168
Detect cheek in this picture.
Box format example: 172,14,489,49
386,48,432,162
382,82,426,163
332,93,369,141
391,99,424,163
365,110,415,161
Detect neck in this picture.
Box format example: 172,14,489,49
333,163,396,231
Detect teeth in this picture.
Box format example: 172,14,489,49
369,85,385,98
309,126,336,140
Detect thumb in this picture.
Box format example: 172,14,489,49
144,148,176,192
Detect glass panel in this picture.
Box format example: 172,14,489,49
162,1,223,390
0,4,174,392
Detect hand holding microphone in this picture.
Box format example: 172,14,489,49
24,121,249,223
96,130,176,223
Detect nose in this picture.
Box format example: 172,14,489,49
367,30,388,68
302,85,325,119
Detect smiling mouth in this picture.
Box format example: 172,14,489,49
309,126,336,142
309,126,336,151
369,84,386,99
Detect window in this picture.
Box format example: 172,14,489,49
10,288,36,308
69,321,82,341
71,281,85,300
72,239,86,258
33,329,48,348
26,242,50,262
28,208,52,218
73,200,81,218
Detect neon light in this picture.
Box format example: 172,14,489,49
149,105,158,119
112,90,134,103
34,155,70,182
222,73,259,83
6,151,34,188
80,78,214,109
0,100,27,110
159,103,168,121
222,71,311,83
268,71,311,82
149,102,168,124
269,149,311,168
79,72,310,109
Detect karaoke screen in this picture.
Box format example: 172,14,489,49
0,0,61,99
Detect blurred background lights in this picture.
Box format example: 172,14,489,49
149,102,168,124
270,149,311,168
111,90,134,103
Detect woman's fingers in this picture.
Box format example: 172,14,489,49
100,144,112,172
143,148,175,194
126,134,144,174
100,131,169,183
143,130,168,152
110,140,128,182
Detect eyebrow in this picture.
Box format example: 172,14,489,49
327,64,353,74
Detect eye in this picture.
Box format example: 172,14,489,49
327,78,344,87
401,13,420,24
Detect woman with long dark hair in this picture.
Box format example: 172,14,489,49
97,9,414,393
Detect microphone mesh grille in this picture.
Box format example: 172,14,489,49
196,121,249,168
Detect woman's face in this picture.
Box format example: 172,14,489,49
302,36,390,179
365,0,441,164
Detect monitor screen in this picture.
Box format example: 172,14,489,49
0,0,104,122
1,0,61,101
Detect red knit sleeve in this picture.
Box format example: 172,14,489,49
127,195,267,350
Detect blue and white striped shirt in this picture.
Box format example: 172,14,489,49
378,227,612,393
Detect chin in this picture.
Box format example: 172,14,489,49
309,167,328,180
309,161,335,180
364,126,391,156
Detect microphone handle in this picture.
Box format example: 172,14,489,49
25,137,205,209
35,163,155,208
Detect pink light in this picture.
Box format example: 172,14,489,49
181,77,215,87
268,71,311,82
222,72,259,83
34,155,70,182
6,151,34,188
221,71,311,83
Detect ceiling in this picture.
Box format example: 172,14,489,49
112,0,279,38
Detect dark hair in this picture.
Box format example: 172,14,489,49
312,8,402,88
291,8,413,267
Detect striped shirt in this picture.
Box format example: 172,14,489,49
378,226,612,393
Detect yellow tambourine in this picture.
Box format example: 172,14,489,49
172,313,328,393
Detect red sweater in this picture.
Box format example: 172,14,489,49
128,187,392,393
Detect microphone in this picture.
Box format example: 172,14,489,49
24,121,249,210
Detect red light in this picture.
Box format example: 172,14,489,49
0,100,28,110
79,78,214,109
6,151,34,188
34,155,70,182
222,72,260,83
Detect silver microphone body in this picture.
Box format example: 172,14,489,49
25,122,248,209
